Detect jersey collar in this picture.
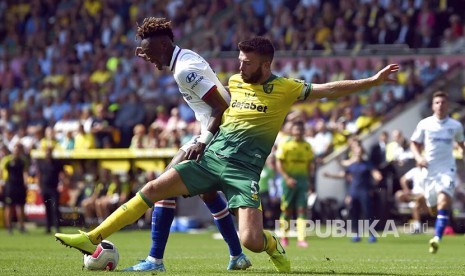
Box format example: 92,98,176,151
434,115,449,124
261,73,278,84
170,45,181,72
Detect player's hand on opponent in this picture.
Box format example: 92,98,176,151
135,47,149,61
185,142,207,162
373,64,400,85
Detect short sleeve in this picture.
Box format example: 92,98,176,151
275,143,286,160
291,79,312,101
455,123,465,143
176,65,216,99
410,121,425,144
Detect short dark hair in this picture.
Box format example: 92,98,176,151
136,17,174,41
432,90,448,100
238,36,274,62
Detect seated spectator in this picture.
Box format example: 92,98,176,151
95,173,130,223
90,104,115,148
39,127,58,149
58,130,75,150
90,60,112,85
308,118,332,159
386,129,414,169
130,124,149,149
114,93,146,148
80,168,111,227
395,163,429,233
355,105,381,135
419,56,443,86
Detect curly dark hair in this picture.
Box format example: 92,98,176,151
136,17,174,41
238,36,274,62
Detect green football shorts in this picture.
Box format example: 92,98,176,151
173,151,261,209
280,176,308,211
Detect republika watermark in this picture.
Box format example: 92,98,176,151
275,220,429,238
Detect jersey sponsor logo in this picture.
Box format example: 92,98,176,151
186,72,197,83
432,137,452,144
191,76,204,90
231,99,268,113
263,84,274,94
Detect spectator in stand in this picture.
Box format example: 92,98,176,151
81,168,112,227
419,56,443,86
74,124,95,150
329,60,346,82
439,28,462,54
151,106,169,131
90,104,115,148
308,118,332,159
355,105,380,135
331,118,351,152
114,93,146,148
39,126,58,150
130,124,149,149
395,13,415,48
300,57,321,83
95,173,131,223
59,130,75,150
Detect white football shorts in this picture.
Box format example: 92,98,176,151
423,171,456,207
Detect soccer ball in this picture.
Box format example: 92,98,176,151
83,240,119,271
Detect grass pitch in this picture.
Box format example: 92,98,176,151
0,227,464,275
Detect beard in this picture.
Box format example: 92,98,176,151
241,67,263,84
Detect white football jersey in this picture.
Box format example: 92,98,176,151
410,116,464,175
169,46,230,133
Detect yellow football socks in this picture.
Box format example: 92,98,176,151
279,217,289,240
297,218,306,242
263,230,278,255
87,192,152,244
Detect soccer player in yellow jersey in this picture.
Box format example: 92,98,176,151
55,37,399,273
276,120,314,248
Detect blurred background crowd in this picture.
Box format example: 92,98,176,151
1,0,465,233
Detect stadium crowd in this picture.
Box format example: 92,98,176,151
0,0,463,232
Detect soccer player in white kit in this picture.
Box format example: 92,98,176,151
124,17,251,271
410,91,465,254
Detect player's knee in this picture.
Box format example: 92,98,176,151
141,179,161,197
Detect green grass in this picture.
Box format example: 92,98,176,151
0,227,464,275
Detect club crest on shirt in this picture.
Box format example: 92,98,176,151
263,84,274,94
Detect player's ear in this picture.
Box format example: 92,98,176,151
262,60,271,70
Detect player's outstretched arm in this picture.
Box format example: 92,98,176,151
309,64,400,100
